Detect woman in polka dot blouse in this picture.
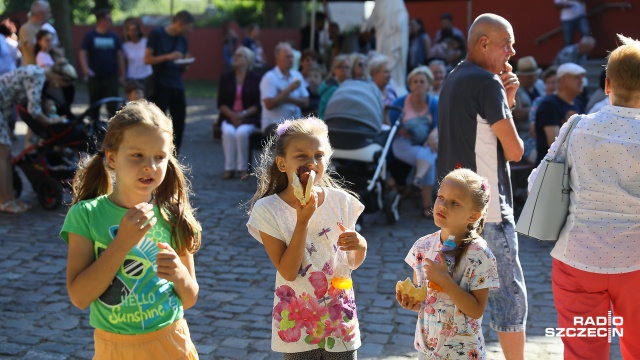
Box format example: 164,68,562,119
528,34,640,359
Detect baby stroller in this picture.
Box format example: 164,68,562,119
11,97,124,210
324,80,401,225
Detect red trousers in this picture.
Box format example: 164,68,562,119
552,259,640,360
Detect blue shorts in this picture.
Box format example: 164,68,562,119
482,219,528,332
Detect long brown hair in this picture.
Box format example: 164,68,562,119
439,168,490,270
247,117,354,214
34,29,52,57
71,100,201,255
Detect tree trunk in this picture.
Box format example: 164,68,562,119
281,2,304,28
50,0,76,67
263,1,279,28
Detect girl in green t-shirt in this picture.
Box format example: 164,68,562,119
61,100,201,359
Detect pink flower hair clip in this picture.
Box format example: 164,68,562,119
481,180,491,199
276,120,293,136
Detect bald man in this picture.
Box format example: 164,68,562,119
554,35,595,67
18,0,51,65
437,14,526,360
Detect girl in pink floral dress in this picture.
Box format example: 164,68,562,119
247,118,368,359
396,169,500,360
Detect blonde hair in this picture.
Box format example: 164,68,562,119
439,168,490,270
606,34,640,104
349,53,368,80
331,54,350,75
236,45,256,70
407,65,434,85
367,54,390,76
71,100,201,255
247,117,354,213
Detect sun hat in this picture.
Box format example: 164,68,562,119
516,56,541,76
52,58,78,81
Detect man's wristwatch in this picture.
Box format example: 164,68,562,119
510,101,516,112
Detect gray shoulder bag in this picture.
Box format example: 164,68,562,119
515,116,582,241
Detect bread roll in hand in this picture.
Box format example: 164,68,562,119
396,277,427,302
292,166,316,205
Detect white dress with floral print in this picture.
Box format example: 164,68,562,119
247,187,364,353
405,231,499,360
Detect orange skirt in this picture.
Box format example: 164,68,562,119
93,318,198,360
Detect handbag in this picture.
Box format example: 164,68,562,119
402,116,430,145
515,115,582,241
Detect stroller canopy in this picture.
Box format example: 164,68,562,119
324,79,384,134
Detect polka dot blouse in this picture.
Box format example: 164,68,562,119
528,105,640,274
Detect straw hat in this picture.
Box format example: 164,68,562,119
52,58,78,81
516,56,541,76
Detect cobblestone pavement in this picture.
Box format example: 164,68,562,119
0,97,622,359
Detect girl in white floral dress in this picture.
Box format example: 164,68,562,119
247,118,368,359
396,169,500,360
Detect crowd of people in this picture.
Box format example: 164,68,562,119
0,2,196,214
215,12,473,223
2,2,640,360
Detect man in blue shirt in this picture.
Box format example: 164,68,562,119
535,63,585,164
79,9,124,119
145,11,194,152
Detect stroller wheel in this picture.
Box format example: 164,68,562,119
384,190,401,225
37,178,64,210
12,168,22,199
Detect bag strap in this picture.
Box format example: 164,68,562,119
555,115,583,191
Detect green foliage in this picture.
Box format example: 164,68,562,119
218,0,263,27
69,0,145,24
0,0,263,28
184,80,218,100
70,0,96,24
196,1,263,28
1,0,29,14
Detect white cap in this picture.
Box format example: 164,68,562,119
557,63,586,78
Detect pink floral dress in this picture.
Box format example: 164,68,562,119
247,187,364,353
405,231,499,360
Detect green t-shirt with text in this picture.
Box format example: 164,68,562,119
60,195,183,334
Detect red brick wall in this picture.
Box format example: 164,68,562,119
405,0,640,67
70,0,638,79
